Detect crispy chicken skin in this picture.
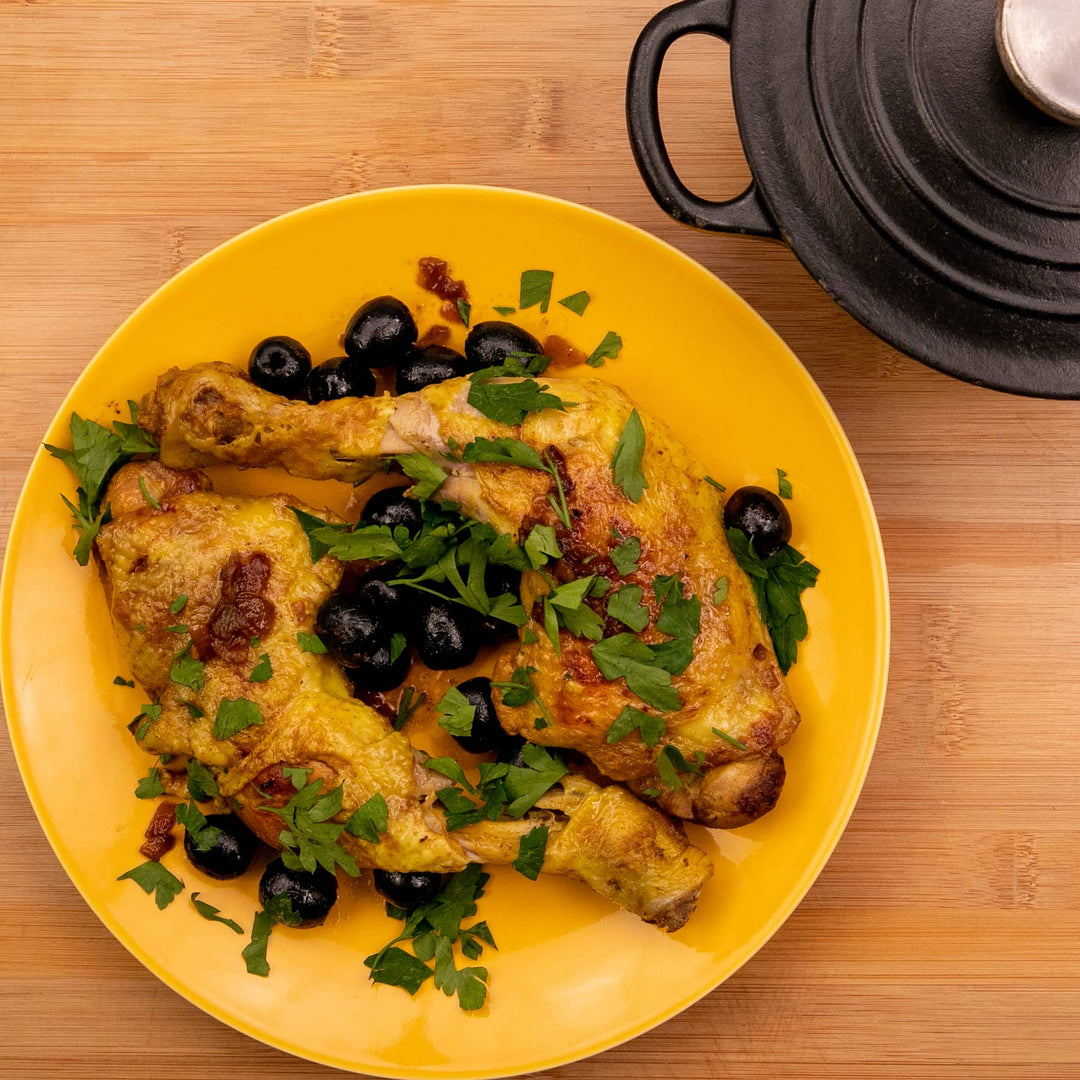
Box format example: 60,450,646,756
97,463,712,930
140,363,799,828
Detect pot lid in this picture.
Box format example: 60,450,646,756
729,0,1080,396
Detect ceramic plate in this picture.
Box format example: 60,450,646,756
1,186,888,1078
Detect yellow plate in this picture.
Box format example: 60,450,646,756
1,186,888,1078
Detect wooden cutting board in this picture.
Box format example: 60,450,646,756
2,2,1079,1077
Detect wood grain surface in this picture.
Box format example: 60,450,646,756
2,2,1079,1077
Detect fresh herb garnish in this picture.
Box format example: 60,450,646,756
557,291,590,316
117,860,184,909
777,468,792,500
243,896,302,976
389,632,408,663
519,269,554,313
249,653,273,683
45,410,159,565
466,370,574,427
590,634,681,712
190,892,243,934
394,686,426,730
297,631,328,654
212,697,263,741
288,505,348,561
605,705,666,747
165,624,188,634
132,702,162,741
524,524,562,569
434,686,477,738
462,436,543,470
656,744,705,791
588,575,611,597
704,475,726,492
364,864,494,1010
185,758,220,802
135,766,165,799
169,594,188,615
393,453,449,501
456,299,471,327
586,330,622,368
113,675,135,688
726,528,818,673
263,770,359,877
606,584,649,632
503,744,569,817
611,409,648,503
713,576,729,604
610,533,641,576
175,800,222,851
138,476,160,510
493,305,516,316
512,825,549,880
169,642,206,693
184,701,204,719
541,576,604,654
343,792,389,845
712,726,750,752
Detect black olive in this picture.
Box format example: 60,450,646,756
373,869,446,910
344,296,417,368
474,564,522,645
722,486,792,558
495,735,529,768
249,336,312,399
182,813,259,880
307,356,375,403
450,676,513,754
411,596,480,669
345,641,411,693
396,345,469,394
317,595,385,662
351,564,416,630
258,857,338,928
361,487,424,535
464,321,544,372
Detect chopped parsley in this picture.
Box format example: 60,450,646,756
113,675,135,688
585,330,622,368
605,705,666,747
519,269,554,313
394,686,426,730
297,631,328,654
169,594,188,615
656,744,705,791
512,825,549,880
610,533,641,576
466,369,575,427
704,475,726,492
176,801,222,851
132,702,162,741
493,305,516,316
606,584,649,632
169,642,206,693
44,408,159,565
343,792,389,845
117,860,184,909
611,409,648,503
542,576,604,654
185,759,220,802
138,476,160,510
456,299,471,327
713,576,729,604
212,697,263,741
263,769,360,877
590,634,681,712
164,624,188,634
726,527,818,673
389,632,408,663
777,468,793,499
394,453,448,501
557,291,590,316
134,766,165,799
243,896,302,976
248,653,273,683
712,726,750,752
435,686,476,737
190,892,243,934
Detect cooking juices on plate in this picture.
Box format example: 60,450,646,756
46,258,818,1011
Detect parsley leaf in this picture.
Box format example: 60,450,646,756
524,524,562,569
456,299,471,327
713,576,729,604
288,505,348,561
557,291,590,316
605,705,666,747
462,436,544,470
606,584,649,632
343,792,389,844
435,686,477,737
169,642,206,693
394,453,448,501
169,594,188,615
190,891,243,934
712,726,750,752
176,801,222,852
519,269,554,313
704,475,726,492
394,686,426,730
117,860,184,909
297,631,328,654
132,701,161,741
610,534,641,576
726,528,819,673
389,632,408,663
113,675,135,688
138,476,160,510
249,653,272,683
185,759,220,802
657,744,704,791
264,773,359,877
590,634,681,711
242,909,275,976
213,697,263,740
511,825,549,880
504,744,568,817
135,766,165,799
611,409,648,503
586,330,622,368
466,370,574,427
367,946,433,994
493,305,516,316
777,468,793,499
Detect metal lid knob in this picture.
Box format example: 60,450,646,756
997,0,1080,125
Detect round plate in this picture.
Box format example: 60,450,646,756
1,186,888,1078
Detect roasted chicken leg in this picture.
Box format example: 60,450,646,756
96,462,712,930
140,363,799,827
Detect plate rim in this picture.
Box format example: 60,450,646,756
1,183,890,1078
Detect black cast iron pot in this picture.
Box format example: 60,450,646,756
627,0,1080,398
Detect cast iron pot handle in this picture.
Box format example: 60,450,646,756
627,0,779,238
